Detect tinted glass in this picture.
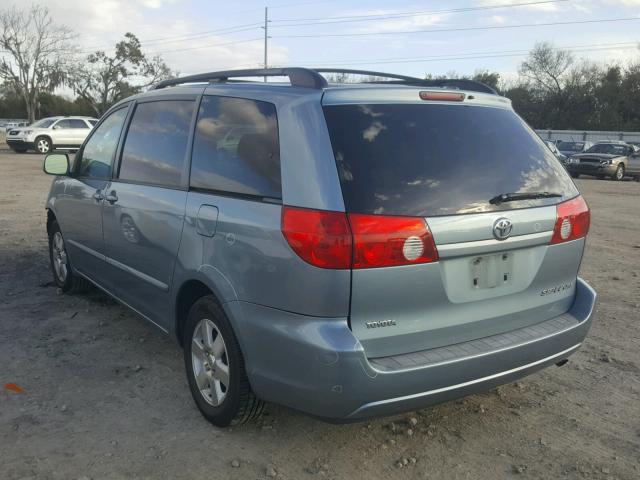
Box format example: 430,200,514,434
190,96,281,199
89,120,98,126
54,119,72,129
557,141,584,152
119,100,194,187
69,119,89,128
78,107,128,178
323,104,578,216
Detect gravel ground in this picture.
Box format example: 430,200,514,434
1,152,639,480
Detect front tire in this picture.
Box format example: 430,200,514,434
184,296,264,427
35,136,52,154
613,164,625,181
48,220,90,293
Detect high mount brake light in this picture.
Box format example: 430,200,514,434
419,91,465,102
282,206,439,269
550,196,590,244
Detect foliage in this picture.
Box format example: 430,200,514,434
426,42,640,131
68,33,173,116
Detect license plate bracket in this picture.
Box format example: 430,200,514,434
470,252,513,289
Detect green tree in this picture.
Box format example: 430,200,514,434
69,33,173,116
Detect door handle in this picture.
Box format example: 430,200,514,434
93,190,104,201
105,191,118,204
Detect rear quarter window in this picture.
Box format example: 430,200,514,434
190,96,281,200
323,103,578,216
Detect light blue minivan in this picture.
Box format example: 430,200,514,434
43,68,596,426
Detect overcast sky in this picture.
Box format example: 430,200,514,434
5,0,640,82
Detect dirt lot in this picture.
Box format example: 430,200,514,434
1,152,639,480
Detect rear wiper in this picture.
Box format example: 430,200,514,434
489,191,562,205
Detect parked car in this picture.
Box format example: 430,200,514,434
545,140,567,162
42,68,596,427
565,141,640,181
6,116,98,154
4,121,29,132
556,140,592,158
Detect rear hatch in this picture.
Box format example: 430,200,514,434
322,88,585,358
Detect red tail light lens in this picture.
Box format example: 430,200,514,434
349,214,438,268
281,206,352,269
550,196,590,244
282,207,440,269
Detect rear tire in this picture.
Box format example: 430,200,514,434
613,164,625,181
184,296,264,427
48,220,90,294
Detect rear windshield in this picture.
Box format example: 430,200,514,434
323,103,578,216
557,141,584,152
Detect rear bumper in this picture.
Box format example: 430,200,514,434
228,277,596,421
5,139,33,150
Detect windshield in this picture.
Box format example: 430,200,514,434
557,141,584,152
31,118,57,128
586,144,628,155
323,103,578,217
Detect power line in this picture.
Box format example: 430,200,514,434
271,0,568,26
79,23,263,53
273,17,640,39
75,0,568,55
276,42,639,68
146,37,263,55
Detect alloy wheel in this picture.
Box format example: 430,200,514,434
37,138,50,154
51,231,68,282
191,319,230,406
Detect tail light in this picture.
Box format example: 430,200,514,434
349,214,438,268
282,206,439,269
281,207,352,269
550,196,590,244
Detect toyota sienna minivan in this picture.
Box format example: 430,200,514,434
43,68,596,427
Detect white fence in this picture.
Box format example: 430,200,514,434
535,129,640,143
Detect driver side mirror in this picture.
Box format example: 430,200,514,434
43,153,70,176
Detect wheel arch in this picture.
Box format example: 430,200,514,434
174,278,227,347
35,134,53,146
46,208,57,236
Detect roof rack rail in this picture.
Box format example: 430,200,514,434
312,68,497,95
151,67,328,90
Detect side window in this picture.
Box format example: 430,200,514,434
69,119,90,129
77,107,128,178
53,119,72,130
190,96,281,199
119,100,194,187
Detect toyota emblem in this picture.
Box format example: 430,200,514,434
493,218,513,241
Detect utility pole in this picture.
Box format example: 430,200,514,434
263,6,268,82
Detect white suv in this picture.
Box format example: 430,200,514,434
6,116,98,154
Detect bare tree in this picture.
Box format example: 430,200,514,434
519,42,574,97
0,5,76,122
69,33,173,116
